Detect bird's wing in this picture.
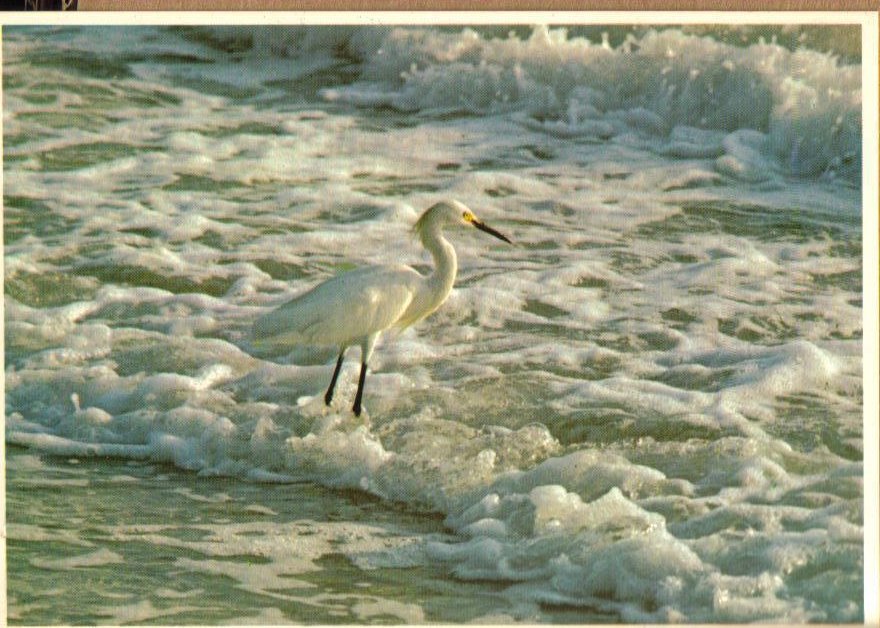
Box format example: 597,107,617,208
252,265,420,349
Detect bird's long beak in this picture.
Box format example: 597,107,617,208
472,219,512,244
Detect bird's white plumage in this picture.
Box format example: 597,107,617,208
252,264,421,349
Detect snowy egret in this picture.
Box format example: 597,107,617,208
252,200,511,416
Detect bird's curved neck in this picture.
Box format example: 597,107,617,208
422,225,458,299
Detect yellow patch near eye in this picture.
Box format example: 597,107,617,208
462,211,475,222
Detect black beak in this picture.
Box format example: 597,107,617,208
472,219,512,244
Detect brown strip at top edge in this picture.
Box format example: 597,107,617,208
73,0,880,12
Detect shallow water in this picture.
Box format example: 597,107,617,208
3,24,865,623
9,448,611,624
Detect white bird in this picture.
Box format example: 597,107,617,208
251,200,511,416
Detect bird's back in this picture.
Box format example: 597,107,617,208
251,264,423,349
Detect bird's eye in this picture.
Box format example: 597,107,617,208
462,211,473,222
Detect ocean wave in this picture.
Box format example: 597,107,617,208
304,25,861,183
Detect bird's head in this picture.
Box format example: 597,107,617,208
415,200,512,244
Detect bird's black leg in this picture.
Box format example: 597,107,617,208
324,350,346,406
352,360,368,417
